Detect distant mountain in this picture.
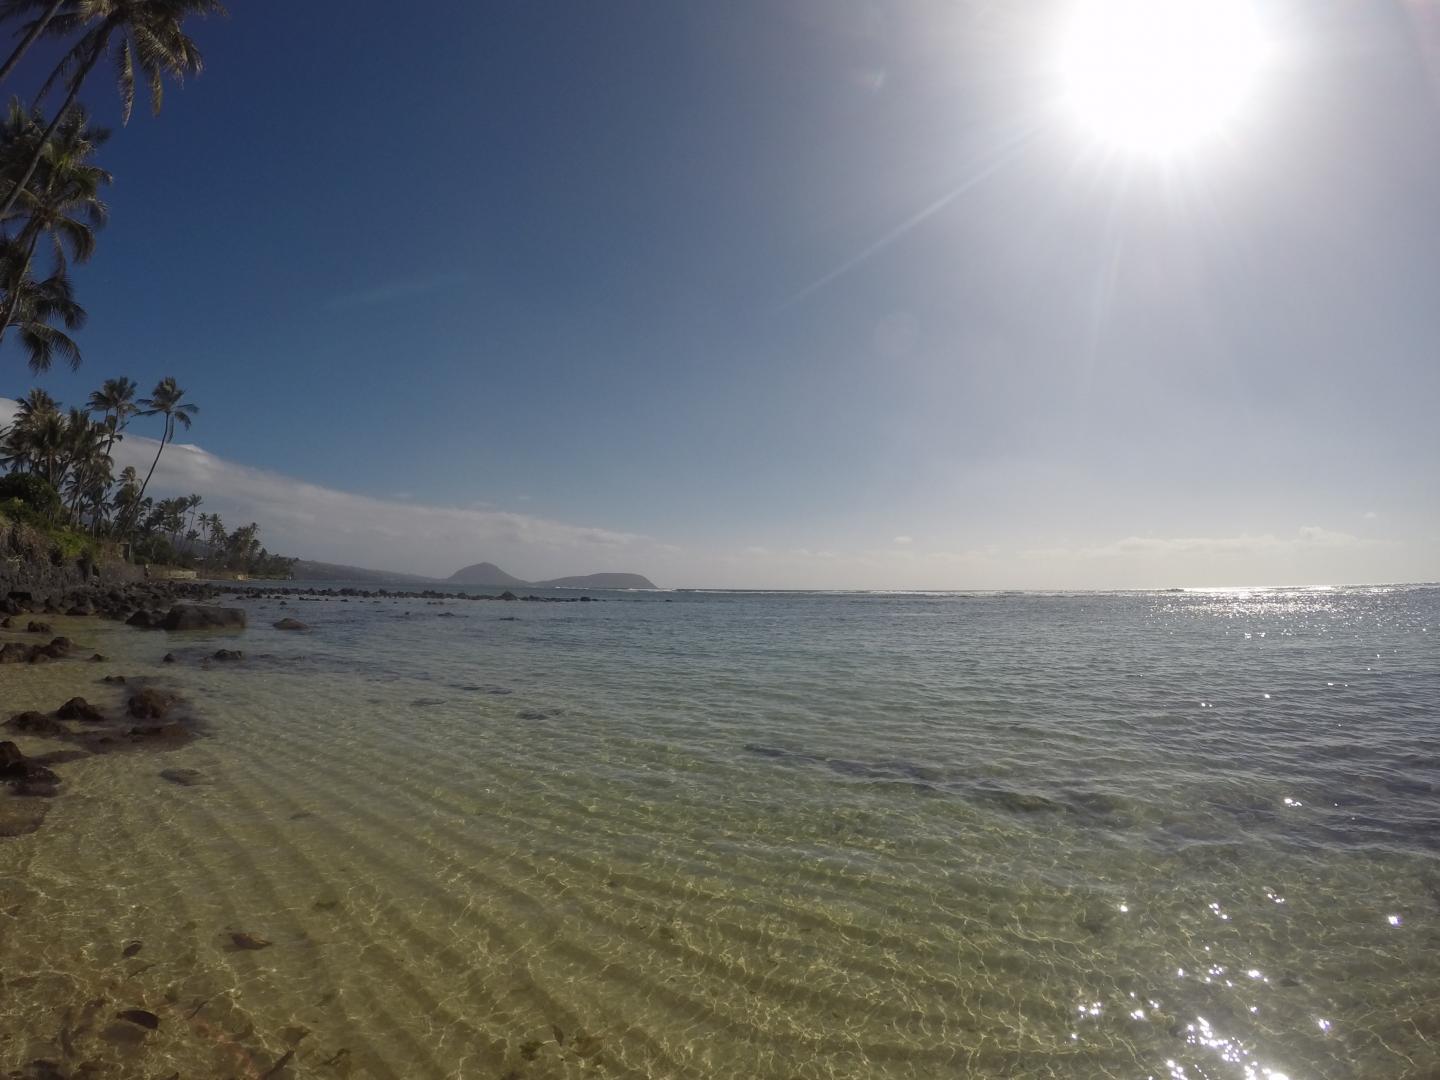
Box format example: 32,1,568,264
448,562,658,590
531,573,658,590
447,562,530,587
292,559,438,584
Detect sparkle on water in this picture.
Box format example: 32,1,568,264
1,584,1436,1077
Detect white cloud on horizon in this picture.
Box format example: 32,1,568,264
1,397,1433,589
0,396,661,581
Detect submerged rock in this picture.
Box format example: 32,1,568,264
273,618,308,630
128,688,179,720
5,711,65,737
0,799,48,837
161,605,246,631
116,1008,159,1030
211,649,243,662
159,768,207,786
227,930,272,951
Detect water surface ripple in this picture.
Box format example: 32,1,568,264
1,585,1437,1078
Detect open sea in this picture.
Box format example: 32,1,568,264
1,583,1438,1079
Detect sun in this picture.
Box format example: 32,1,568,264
1060,0,1269,156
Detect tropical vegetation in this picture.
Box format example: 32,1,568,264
0,376,295,576
0,3,293,578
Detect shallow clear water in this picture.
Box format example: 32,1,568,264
1,584,1437,1078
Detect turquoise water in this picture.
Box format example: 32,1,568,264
1,584,1437,1078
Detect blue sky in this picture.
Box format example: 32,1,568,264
3,1,1438,587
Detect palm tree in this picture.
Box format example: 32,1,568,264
59,406,108,520
0,0,224,222
0,1,68,85
0,257,82,370
0,100,108,347
129,374,194,526
86,374,136,457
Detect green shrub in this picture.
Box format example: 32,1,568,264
0,474,61,517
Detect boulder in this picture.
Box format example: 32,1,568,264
498,591,517,601
161,605,246,632
56,697,104,723
211,649,243,662
39,636,73,659
273,618,308,631
0,642,29,664
25,620,51,634
125,610,155,629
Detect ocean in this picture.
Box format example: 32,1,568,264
2,583,1437,1078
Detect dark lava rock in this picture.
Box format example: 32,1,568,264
161,605,246,632
5,711,65,737
40,636,73,658
126,610,155,629
123,940,143,957
90,653,106,662
162,652,177,663
56,697,104,722
497,591,518,601
25,620,52,634
11,779,59,797
102,674,127,684
128,688,179,720
0,741,23,770
116,1008,160,1030
159,768,206,786
0,642,29,663
211,649,243,662
273,618,308,630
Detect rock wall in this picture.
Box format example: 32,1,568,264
0,556,141,609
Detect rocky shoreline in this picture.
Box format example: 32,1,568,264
0,576,609,843
0,581,234,841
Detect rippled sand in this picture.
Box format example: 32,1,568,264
1,587,1437,1078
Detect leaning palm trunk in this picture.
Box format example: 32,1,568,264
0,29,107,222
0,0,66,85
0,223,43,346
129,416,170,532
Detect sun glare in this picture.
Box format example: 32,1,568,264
1060,0,1268,156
